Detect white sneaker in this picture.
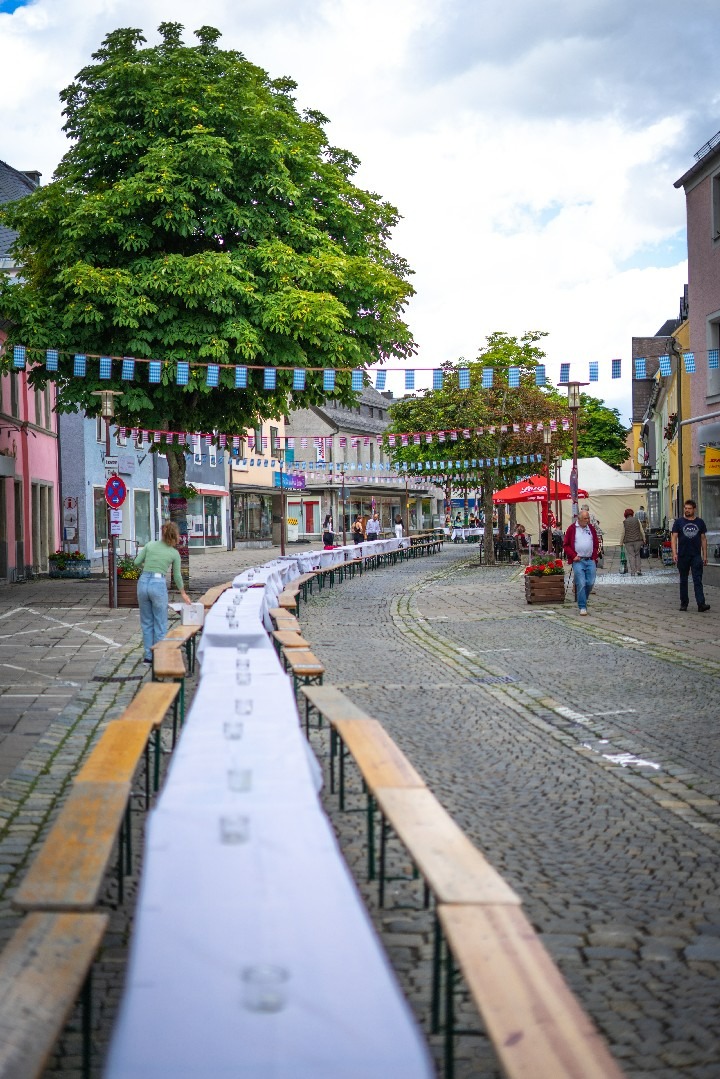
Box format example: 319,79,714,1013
579,608,588,616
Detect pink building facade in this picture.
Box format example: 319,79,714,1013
0,332,60,577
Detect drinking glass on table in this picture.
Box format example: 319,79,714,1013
223,719,244,740
219,813,250,844
242,966,289,1011
235,698,252,716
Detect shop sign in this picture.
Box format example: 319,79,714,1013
705,446,720,476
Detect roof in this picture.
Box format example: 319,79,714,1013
558,457,637,491
290,384,394,437
0,160,38,262
674,134,720,190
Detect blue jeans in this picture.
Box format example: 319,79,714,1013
678,554,705,607
572,558,596,611
137,572,169,660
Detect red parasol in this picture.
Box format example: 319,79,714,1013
492,475,587,504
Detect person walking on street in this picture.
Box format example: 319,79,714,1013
563,507,600,615
621,508,645,577
134,521,191,662
637,504,648,529
671,500,710,612
394,515,404,540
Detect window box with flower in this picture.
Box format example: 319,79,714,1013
664,412,678,442
48,550,91,579
523,556,566,604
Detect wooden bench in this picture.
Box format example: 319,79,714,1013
165,623,202,673
13,782,132,911
438,904,624,1079
300,683,370,733
284,648,325,695
278,590,299,615
198,582,232,610
152,641,187,726
0,911,108,1079
295,572,318,602
75,719,154,830
271,630,313,668
269,608,301,632
115,682,181,795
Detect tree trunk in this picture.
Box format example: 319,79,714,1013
509,503,517,532
497,502,506,538
483,481,495,564
165,446,190,586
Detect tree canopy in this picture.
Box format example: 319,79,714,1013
576,394,629,468
0,23,415,442
385,331,571,560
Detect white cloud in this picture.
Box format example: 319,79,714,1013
0,0,709,427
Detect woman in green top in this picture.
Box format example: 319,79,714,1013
134,522,191,662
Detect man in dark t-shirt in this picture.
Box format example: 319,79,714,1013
671,500,710,612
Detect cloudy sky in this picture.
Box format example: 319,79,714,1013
1,0,717,423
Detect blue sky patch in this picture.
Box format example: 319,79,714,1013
0,0,32,12
618,231,687,272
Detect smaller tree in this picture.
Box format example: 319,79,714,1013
576,395,629,469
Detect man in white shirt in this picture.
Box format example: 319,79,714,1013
366,512,381,541
562,507,600,615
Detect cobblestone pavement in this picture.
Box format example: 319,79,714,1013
299,546,720,1079
2,542,719,1077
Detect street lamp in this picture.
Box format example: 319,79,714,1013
566,382,587,521
92,389,122,608
543,425,552,550
340,464,347,546
554,454,563,529
275,442,286,556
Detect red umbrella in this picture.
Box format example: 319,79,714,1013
492,475,588,503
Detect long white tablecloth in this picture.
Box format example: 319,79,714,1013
107,540,432,1078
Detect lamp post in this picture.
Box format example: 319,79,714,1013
275,445,286,556
566,382,587,521
92,389,122,609
554,455,563,529
543,426,552,550
341,465,347,546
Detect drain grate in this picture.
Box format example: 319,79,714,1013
466,674,517,685
91,673,145,683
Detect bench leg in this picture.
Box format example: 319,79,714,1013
367,792,375,881
444,941,456,1079
154,728,161,792
339,737,346,811
330,726,336,794
378,812,388,907
431,911,443,1034
117,829,124,906
124,802,132,876
81,969,93,1079
145,743,151,811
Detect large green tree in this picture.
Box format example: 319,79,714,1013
0,23,415,561
576,394,629,468
386,332,570,563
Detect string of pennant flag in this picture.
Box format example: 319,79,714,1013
107,417,571,449
7,344,717,386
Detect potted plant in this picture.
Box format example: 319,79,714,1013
48,549,92,579
523,555,566,604
116,554,140,607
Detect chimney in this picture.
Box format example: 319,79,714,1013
22,171,41,187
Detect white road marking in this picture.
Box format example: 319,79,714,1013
619,635,646,645
24,609,121,647
455,647,476,657
602,752,661,770
0,663,81,687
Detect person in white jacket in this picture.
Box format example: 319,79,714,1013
394,516,404,540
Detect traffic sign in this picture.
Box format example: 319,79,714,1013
105,475,127,508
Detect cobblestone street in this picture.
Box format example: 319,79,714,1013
301,545,720,1078
1,542,718,1077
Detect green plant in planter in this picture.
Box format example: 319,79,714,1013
117,555,141,580
49,548,87,572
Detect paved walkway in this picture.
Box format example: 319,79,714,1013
1,543,718,1077
300,546,720,1078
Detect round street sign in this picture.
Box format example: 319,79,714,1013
105,475,127,508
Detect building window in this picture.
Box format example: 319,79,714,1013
713,173,720,240
10,373,19,419
116,426,127,447
193,438,202,465
134,489,151,547
93,487,108,549
44,385,52,430
255,425,263,455
209,445,217,467
708,317,720,398
270,426,279,455
34,387,42,427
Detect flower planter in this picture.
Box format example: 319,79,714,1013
48,559,92,579
116,576,139,608
524,574,566,604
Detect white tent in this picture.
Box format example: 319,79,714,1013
514,458,644,545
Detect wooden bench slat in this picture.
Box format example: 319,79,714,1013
334,718,426,790
13,783,131,912
74,720,154,785
284,649,325,676
0,911,108,1079
199,582,232,610
165,624,202,644
152,642,186,679
438,904,624,1079
118,682,179,728
278,592,298,610
373,787,519,905
300,684,370,722
272,630,311,649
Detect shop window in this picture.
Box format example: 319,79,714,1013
204,495,222,546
